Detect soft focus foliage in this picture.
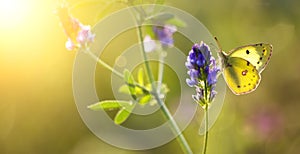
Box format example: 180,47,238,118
1,0,300,153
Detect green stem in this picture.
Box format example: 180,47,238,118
202,105,208,154
157,51,165,93
86,49,124,78
85,49,150,94
202,81,209,154
136,25,192,154
137,26,156,88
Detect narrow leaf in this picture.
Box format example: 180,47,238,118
88,100,132,111
114,103,135,125
124,69,137,100
138,94,152,105
137,67,144,86
114,108,130,125
134,67,146,95
119,84,145,96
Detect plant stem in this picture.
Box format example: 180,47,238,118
137,26,156,88
85,49,151,94
202,105,208,154
85,49,124,78
154,92,193,154
136,25,192,154
157,50,165,93
202,81,209,154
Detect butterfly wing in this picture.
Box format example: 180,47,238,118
223,57,261,95
228,43,272,73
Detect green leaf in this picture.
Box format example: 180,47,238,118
137,67,144,86
145,83,152,91
88,100,132,111
114,103,135,124
165,17,186,27
138,94,152,105
114,108,130,125
124,69,137,100
135,67,146,95
119,84,145,96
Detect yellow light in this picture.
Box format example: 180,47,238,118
0,0,29,29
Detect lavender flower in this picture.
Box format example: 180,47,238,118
186,41,220,106
143,24,176,52
55,3,95,51
153,24,177,48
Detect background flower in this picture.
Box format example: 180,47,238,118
143,23,177,53
244,106,284,141
55,3,95,51
143,35,157,52
153,24,177,48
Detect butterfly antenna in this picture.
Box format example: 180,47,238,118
214,37,228,61
214,37,222,52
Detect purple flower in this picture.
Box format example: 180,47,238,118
153,24,177,48
77,25,95,45
186,41,220,105
207,57,218,86
55,3,95,51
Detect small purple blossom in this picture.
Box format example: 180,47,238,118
64,22,95,51
153,24,177,48
207,58,218,86
56,3,95,51
186,41,220,105
77,25,95,45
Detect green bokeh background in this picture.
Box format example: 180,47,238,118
1,0,300,153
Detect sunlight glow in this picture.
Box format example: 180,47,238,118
0,0,30,28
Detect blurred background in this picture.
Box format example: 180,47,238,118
1,0,300,153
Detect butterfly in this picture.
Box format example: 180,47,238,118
215,37,272,95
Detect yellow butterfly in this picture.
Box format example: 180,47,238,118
215,38,272,95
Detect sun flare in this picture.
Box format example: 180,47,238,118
0,0,30,28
